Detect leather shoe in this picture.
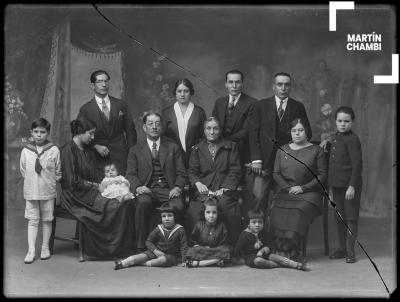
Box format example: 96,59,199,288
329,248,346,259
346,251,356,263
114,260,124,270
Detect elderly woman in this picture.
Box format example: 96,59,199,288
59,118,136,259
186,117,242,245
270,118,327,261
162,78,207,168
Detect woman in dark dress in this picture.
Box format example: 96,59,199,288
59,119,136,259
162,78,206,168
270,118,327,261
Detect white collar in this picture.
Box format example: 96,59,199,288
275,95,288,108
173,102,194,151
229,93,241,106
147,137,160,151
95,94,110,105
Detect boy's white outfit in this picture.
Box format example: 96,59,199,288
20,141,61,263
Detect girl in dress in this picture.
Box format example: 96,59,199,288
235,209,309,271
184,198,232,267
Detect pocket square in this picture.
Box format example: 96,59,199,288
118,110,124,117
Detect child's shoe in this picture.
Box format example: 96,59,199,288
114,260,125,270
297,262,311,272
24,250,36,264
40,246,51,260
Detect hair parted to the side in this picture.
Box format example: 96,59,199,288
142,111,162,124
199,197,220,222
90,70,110,83
225,69,244,82
289,118,312,140
273,72,292,81
31,117,51,131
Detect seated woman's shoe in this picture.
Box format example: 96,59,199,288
345,251,356,263
297,262,311,272
24,250,36,264
329,248,347,259
114,260,125,270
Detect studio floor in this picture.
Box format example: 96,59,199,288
3,207,396,298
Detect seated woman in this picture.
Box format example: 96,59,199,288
161,78,207,168
269,118,327,261
59,119,136,259
186,117,242,245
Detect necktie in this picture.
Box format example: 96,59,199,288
35,156,43,174
227,97,235,115
151,141,158,159
208,143,216,160
101,98,110,120
277,100,284,120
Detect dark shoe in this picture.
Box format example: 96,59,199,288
185,259,198,268
114,260,124,270
346,251,356,263
329,248,347,259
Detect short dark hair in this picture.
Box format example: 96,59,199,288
225,69,244,82
142,111,162,124
289,118,312,140
335,106,355,121
31,118,51,132
90,70,110,83
273,72,292,81
248,209,265,220
204,116,221,129
70,118,96,136
157,203,176,216
173,78,195,96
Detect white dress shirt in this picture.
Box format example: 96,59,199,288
229,93,241,106
275,95,288,112
174,101,194,151
147,137,161,152
95,95,111,112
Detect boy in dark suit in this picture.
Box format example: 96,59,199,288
77,70,137,175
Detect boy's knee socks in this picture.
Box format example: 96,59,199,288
27,219,39,250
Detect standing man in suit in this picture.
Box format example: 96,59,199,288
125,112,186,252
250,72,312,212
212,69,258,220
77,70,137,175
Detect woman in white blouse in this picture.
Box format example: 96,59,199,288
162,79,206,168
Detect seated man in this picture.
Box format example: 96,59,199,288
186,117,242,245
126,111,186,252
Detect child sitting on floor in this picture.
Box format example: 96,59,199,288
114,203,188,269
185,197,232,268
99,163,134,202
235,209,309,271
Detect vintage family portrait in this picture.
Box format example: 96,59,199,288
4,3,396,298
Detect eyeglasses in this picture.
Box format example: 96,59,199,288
95,80,109,84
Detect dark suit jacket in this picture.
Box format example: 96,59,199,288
250,96,311,170
212,93,257,165
77,96,137,174
328,131,362,188
125,138,187,192
188,139,241,191
161,103,206,167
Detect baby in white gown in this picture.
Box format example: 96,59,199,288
99,163,134,202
